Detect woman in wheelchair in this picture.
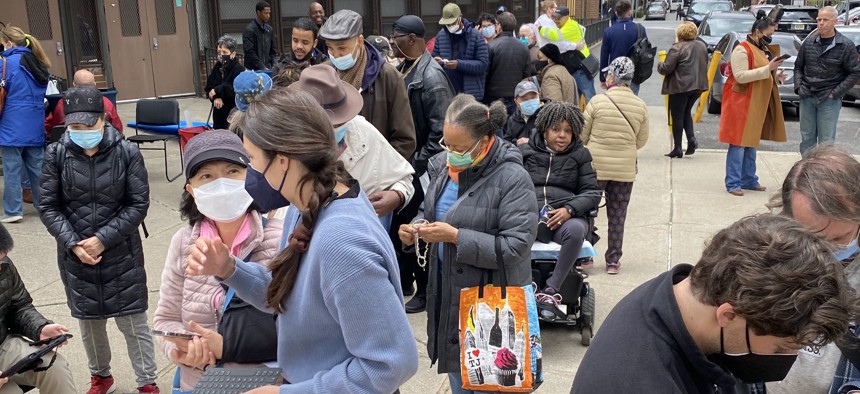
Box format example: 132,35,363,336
520,101,601,307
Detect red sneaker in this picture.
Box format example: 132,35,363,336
137,384,161,393
86,375,117,394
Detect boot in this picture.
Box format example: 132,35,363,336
664,148,683,158
685,138,698,156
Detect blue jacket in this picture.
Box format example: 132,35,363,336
600,19,644,82
432,19,489,101
0,47,48,147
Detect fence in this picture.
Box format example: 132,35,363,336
583,18,611,47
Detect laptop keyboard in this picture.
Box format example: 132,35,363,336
193,368,281,394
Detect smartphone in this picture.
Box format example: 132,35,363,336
776,54,791,61
151,330,195,340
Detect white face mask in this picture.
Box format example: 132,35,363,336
193,178,254,223
447,23,462,34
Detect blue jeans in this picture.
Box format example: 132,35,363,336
448,372,477,394
724,145,759,192
572,69,596,103
799,96,841,156
1,146,43,216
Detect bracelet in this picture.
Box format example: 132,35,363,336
394,190,405,208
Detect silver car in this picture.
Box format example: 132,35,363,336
707,32,801,114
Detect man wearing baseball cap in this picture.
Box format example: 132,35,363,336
39,86,160,394
431,3,490,101
319,10,417,161
503,80,549,146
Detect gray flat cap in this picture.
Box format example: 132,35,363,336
319,10,362,41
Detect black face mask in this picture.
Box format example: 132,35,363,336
220,55,231,64
534,60,549,73
709,322,798,383
761,35,773,45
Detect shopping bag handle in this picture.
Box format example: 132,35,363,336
478,239,509,300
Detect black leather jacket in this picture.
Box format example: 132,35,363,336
38,125,150,319
400,51,454,177
794,31,860,99
0,259,51,345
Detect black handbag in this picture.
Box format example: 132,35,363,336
217,286,278,364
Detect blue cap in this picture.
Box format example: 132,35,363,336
234,71,273,112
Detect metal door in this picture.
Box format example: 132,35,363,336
104,0,157,99
145,0,195,97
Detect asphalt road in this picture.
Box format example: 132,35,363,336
621,18,860,154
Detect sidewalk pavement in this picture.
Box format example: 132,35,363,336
11,98,811,393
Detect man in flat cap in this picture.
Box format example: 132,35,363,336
431,3,490,101
389,14,455,313
320,10,416,161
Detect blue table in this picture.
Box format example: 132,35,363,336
126,121,212,136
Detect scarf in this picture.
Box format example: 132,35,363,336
337,41,368,91
447,136,495,184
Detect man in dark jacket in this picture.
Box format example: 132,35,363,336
272,17,327,79
320,10,417,161
503,80,548,145
432,3,490,101
600,0,645,94
389,15,454,313
571,214,858,393
484,12,532,114
309,2,328,56
242,1,276,71
0,223,76,393
794,6,860,156
37,87,158,394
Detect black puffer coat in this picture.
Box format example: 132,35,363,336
502,100,549,144
38,125,150,319
519,129,601,219
0,258,51,344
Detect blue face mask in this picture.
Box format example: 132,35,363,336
445,138,482,168
334,124,348,143
68,128,103,149
835,238,860,261
520,37,530,45
520,98,541,116
482,26,496,38
244,159,290,212
329,39,359,71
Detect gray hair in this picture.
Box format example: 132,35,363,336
216,35,238,52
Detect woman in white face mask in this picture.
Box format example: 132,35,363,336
152,130,284,392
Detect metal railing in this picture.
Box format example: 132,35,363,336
583,18,611,46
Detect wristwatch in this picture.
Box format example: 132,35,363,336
566,207,573,215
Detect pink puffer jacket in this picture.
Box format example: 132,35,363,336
153,211,283,391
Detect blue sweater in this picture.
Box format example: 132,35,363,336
224,192,419,393
600,19,644,82
432,19,489,101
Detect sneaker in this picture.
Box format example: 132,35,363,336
405,294,426,314
0,215,23,223
87,375,117,394
535,291,563,306
606,264,620,275
578,257,594,269
136,384,160,393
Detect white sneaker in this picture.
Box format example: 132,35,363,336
0,215,23,223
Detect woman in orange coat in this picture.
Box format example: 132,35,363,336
718,11,787,196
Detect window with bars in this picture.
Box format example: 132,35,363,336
119,0,143,36
155,0,177,35
25,0,53,40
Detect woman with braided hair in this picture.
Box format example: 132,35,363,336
398,94,537,392
520,101,601,306
185,88,418,393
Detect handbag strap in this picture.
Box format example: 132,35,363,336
605,94,636,134
1,58,6,87
221,218,265,314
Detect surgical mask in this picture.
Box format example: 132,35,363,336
482,26,496,38
519,37,529,45
835,238,860,261
193,178,254,223
334,124,348,143
520,98,541,116
68,128,103,149
329,40,359,71
447,23,461,34
220,54,231,63
761,35,773,44
244,160,290,212
444,139,482,168
709,322,798,383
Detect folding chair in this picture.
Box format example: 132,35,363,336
127,99,183,182
50,125,65,144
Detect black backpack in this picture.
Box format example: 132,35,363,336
627,24,657,85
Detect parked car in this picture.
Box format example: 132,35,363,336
836,0,860,19
804,26,860,103
697,11,755,52
769,5,818,40
748,3,775,16
708,31,801,114
646,2,669,19
686,0,734,25
837,7,860,25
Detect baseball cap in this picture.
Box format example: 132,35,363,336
602,56,635,82
553,6,570,18
63,86,104,127
320,10,363,41
515,80,540,98
439,3,462,25
183,130,249,179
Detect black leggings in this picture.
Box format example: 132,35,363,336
668,91,699,150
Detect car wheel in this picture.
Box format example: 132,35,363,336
707,89,721,114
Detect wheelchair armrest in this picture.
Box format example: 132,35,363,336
588,209,598,218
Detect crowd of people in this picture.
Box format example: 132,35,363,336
0,0,858,393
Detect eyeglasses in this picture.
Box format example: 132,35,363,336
439,137,481,157
389,34,410,40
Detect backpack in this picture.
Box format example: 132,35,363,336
627,24,657,85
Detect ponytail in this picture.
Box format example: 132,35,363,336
0,26,51,68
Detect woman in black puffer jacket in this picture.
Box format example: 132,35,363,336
520,101,601,303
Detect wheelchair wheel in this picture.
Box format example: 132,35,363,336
581,325,592,346
580,285,595,327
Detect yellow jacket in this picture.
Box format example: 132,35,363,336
539,19,590,58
